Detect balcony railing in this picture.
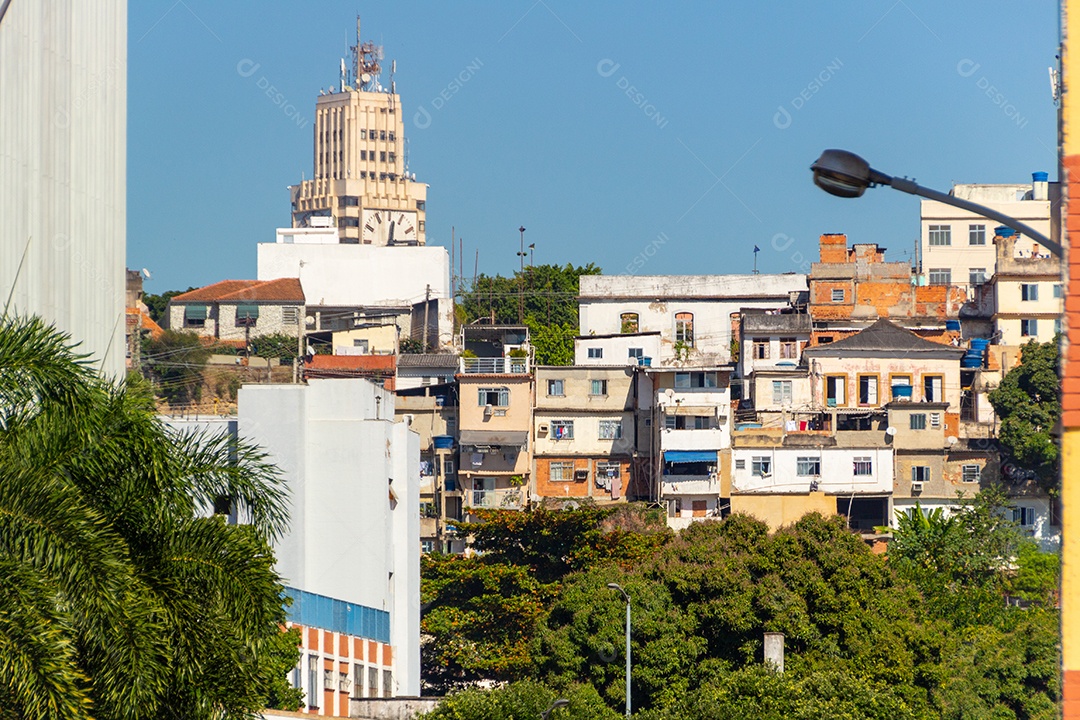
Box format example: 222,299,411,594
465,488,524,510
460,357,529,374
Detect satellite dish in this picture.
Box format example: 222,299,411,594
885,426,898,436
360,73,372,84
947,436,959,445
305,316,316,326
141,268,152,279
665,388,675,399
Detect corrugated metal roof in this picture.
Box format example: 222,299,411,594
396,353,460,368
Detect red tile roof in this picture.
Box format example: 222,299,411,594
171,278,305,303
305,354,396,372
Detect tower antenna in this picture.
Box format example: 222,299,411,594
350,15,383,92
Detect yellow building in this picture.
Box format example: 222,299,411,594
289,21,427,245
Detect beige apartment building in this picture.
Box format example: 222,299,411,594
533,366,635,504
289,27,427,244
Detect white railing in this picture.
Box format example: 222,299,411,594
465,488,524,509
460,357,529,374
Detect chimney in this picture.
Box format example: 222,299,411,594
819,233,848,264
763,632,785,673
1032,171,1049,201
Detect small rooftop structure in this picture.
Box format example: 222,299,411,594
171,278,305,304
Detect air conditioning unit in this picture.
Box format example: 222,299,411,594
911,481,924,493
574,469,589,482
538,423,549,433
483,404,493,416
403,414,414,426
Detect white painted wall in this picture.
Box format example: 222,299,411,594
578,275,807,364
258,243,450,307
238,379,420,695
731,446,893,495
0,0,127,377
574,334,662,366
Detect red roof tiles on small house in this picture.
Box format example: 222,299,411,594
171,278,305,304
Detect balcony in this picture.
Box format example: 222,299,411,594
661,428,727,451
464,487,525,510
460,357,529,374
661,475,720,495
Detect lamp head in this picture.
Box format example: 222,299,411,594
811,149,878,198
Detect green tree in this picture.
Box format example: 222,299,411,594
989,339,1061,490
143,329,212,406
141,287,194,323
250,331,302,362
0,315,297,719
457,264,601,366
419,680,620,720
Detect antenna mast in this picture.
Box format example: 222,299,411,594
350,15,384,92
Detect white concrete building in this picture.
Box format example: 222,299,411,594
578,274,808,366
731,445,893,496
919,176,1059,294
1,0,127,377
239,379,421,710
574,331,662,367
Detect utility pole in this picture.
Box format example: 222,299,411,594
422,284,431,351
517,226,526,324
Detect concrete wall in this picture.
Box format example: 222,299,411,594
0,0,127,378
574,333,662,366
810,355,961,410
729,492,837,531
731,446,893,495
751,373,814,415
258,244,450,307
238,379,420,696
167,302,304,342
349,697,442,720
334,326,400,355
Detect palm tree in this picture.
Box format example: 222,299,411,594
0,315,299,719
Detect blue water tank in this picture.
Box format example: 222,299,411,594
945,320,961,331
891,384,913,399
640,356,652,367
995,226,1016,238
961,356,984,368
1033,171,1049,182
970,338,990,349
433,435,454,449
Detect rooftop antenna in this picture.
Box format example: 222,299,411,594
350,15,383,92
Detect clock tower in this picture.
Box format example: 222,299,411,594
288,18,428,246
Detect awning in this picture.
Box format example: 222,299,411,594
184,305,207,320
459,429,528,447
664,450,718,464
236,303,260,320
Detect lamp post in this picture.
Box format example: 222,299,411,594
607,582,632,717
517,225,527,323
540,698,570,720
810,149,1061,258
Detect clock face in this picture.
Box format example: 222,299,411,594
362,209,418,245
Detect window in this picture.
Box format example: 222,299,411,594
588,347,603,359
620,312,639,333
752,340,770,359
665,414,713,430
550,461,574,481
388,152,396,163
323,668,336,690
912,466,930,482
597,462,621,480
751,456,772,477
831,288,845,303
735,458,746,470
550,420,574,440
547,379,564,396
674,371,717,389
478,387,509,407
772,380,793,405
890,375,912,400
379,151,387,162
379,130,387,140
360,150,368,160
962,465,981,483
382,670,392,698
1012,507,1035,527
674,312,694,346
416,200,425,210
1056,318,1063,335
929,224,952,246
368,667,378,698
628,347,644,360
929,412,942,429
858,375,878,406
1021,283,1039,301
796,457,821,476
853,457,873,476
825,375,846,406
910,413,927,430
360,129,367,140
691,500,708,517
779,338,798,359
923,375,943,403
969,224,986,245
928,268,951,286
354,664,364,699
1054,283,1064,299
969,268,986,286
444,457,456,475
591,379,608,396
184,305,208,328
388,132,396,141
818,336,834,344
599,419,623,440
308,655,320,707
1021,319,1038,337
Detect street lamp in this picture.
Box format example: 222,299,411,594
607,583,632,718
540,698,569,720
810,149,1061,257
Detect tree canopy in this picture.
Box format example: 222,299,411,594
0,315,300,719
456,263,602,366
989,339,1061,490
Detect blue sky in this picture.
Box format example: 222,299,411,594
128,1,1060,293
